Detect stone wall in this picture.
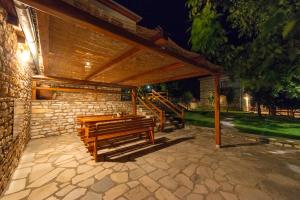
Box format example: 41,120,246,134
0,7,32,194
54,91,120,101
31,100,132,138
32,79,132,138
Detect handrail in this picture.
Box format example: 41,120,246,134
138,97,165,130
148,91,168,99
178,103,188,110
151,89,184,119
145,98,165,131
145,98,163,115
138,97,159,119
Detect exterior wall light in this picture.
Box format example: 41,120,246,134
17,43,31,63
243,94,250,112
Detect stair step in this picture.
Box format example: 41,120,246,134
162,125,176,133
138,96,185,132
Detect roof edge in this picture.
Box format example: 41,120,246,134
96,0,142,22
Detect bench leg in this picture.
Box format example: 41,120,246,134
98,154,105,162
88,143,93,155
144,132,149,142
149,129,155,144
93,139,98,162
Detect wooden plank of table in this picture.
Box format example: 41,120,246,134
79,115,144,123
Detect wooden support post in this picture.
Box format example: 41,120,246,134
131,88,137,115
32,81,37,100
214,75,221,148
160,111,165,131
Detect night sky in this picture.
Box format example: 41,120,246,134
115,0,191,49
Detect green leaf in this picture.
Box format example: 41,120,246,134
282,20,296,39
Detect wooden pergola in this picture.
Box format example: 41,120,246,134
17,0,222,147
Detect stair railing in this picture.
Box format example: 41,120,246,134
150,89,185,119
138,96,165,131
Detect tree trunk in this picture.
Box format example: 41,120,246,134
270,107,276,116
257,103,262,117
289,109,295,118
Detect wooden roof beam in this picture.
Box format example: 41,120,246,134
16,0,219,74
33,86,122,94
36,10,49,70
85,47,140,81
114,62,184,84
32,75,136,89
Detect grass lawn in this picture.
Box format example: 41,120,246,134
184,110,300,140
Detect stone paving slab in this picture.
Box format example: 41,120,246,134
1,126,300,200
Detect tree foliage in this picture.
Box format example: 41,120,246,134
189,2,227,58
181,91,194,109
187,0,300,112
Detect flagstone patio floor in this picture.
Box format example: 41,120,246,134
1,126,300,200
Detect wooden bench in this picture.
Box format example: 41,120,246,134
85,117,155,161
76,114,114,138
76,115,145,140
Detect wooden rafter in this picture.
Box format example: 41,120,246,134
17,0,218,74
85,47,140,81
130,71,205,86
114,62,184,84
36,10,50,70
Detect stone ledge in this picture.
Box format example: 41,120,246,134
189,125,300,150
244,136,300,149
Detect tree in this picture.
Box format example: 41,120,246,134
208,91,214,110
181,91,194,110
221,87,235,112
187,0,300,116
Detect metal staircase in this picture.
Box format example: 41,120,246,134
137,90,185,132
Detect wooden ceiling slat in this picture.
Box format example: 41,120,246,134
114,62,184,84
46,16,131,80
93,50,176,83
85,47,140,80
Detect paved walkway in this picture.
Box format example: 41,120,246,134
1,126,300,200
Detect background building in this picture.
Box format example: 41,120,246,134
199,75,251,111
